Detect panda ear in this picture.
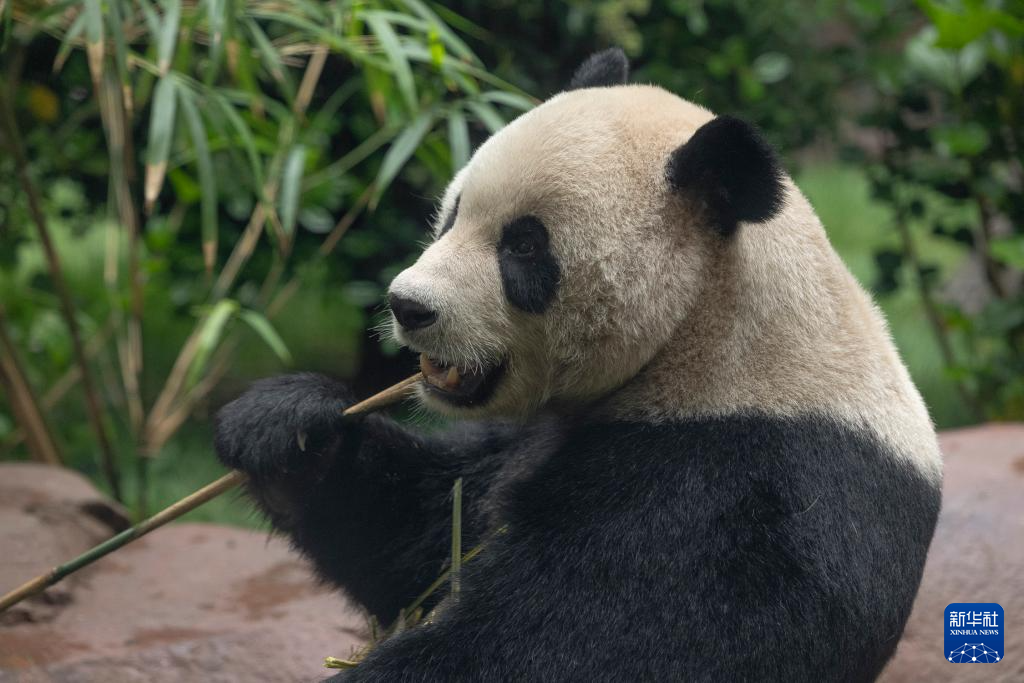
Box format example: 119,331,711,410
666,115,785,236
566,48,629,91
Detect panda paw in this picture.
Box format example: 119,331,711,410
214,373,355,480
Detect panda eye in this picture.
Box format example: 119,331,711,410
499,216,548,259
509,239,536,257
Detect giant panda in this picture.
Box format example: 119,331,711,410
214,48,942,682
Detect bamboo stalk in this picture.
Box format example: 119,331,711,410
0,88,122,500
450,477,463,598
0,305,63,465
0,373,422,614
96,67,146,438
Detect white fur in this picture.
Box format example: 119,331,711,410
388,85,942,481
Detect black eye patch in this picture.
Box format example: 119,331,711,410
438,195,460,237
497,216,560,314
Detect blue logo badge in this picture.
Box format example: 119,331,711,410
945,603,1003,663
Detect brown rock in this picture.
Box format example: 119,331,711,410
0,465,366,682
880,424,1024,682
0,464,130,626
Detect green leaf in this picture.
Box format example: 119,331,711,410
480,90,536,111
905,26,986,92
210,92,264,190
916,0,1024,50
138,0,160,35
465,100,504,134
990,236,1024,269
186,299,239,388
399,0,479,64
446,108,470,172
178,88,218,271
205,0,227,82
428,24,445,68
279,145,307,240
157,0,181,75
54,11,87,72
83,0,103,83
752,52,792,84
144,76,178,211
298,206,335,234
83,0,102,49
238,309,292,364
371,112,434,208
364,12,417,112
930,122,990,157
245,16,287,86
105,0,131,89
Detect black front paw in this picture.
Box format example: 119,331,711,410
214,373,355,479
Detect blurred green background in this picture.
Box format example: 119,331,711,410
0,0,1021,527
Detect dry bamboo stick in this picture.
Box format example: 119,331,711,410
0,305,63,465
0,87,122,500
0,373,422,614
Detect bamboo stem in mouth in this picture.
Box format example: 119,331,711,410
0,374,422,614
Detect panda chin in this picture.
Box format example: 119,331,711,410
419,354,506,408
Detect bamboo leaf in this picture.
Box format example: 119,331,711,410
20,0,79,24
0,1,10,51
465,100,505,134
238,309,292,364
145,76,178,212
279,145,306,241
244,16,287,87
205,0,227,82
427,24,445,68
178,88,218,273
185,300,239,389
364,12,417,112
138,0,160,35
371,111,433,208
481,90,536,112
303,123,397,192
53,11,87,73
209,92,264,190
106,0,133,116
83,0,104,85
446,107,470,172
398,0,478,64
157,0,181,75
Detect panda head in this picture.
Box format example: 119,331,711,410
388,48,785,418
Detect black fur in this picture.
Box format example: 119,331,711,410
566,47,630,91
497,216,560,314
667,115,785,235
216,373,520,619
438,195,460,237
214,374,940,682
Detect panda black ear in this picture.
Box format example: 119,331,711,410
566,48,629,91
666,115,785,236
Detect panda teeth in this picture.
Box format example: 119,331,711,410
419,354,462,392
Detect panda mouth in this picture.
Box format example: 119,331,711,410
419,354,505,407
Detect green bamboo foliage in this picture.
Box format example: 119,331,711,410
1,0,538,508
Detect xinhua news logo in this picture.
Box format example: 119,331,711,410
945,603,1003,663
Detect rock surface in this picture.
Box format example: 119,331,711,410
879,423,1024,682
1,424,1022,681
0,464,365,683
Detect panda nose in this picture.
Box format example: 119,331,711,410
389,293,438,331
